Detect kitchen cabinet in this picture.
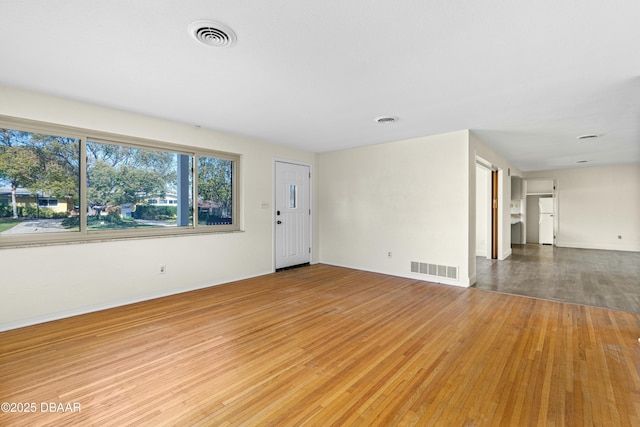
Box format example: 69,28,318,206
526,179,554,195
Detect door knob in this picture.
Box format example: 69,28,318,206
277,220,282,224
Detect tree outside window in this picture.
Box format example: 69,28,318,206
0,118,239,244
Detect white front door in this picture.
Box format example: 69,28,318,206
275,161,311,269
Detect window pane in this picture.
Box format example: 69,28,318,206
289,184,297,208
197,156,233,226
86,140,193,230
0,128,80,235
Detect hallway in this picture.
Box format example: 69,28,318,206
474,244,640,313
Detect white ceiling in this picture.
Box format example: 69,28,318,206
1,0,639,171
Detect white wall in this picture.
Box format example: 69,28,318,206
318,130,473,286
525,165,640,251
0,85,318,330
317,129,518,287
476,166,490,256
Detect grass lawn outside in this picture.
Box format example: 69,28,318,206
1,216,175,233
0,218,23,233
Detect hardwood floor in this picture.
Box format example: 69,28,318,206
474,244,640,313
1,264,639,426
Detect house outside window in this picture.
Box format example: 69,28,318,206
0,116,240,246
38,198,59,207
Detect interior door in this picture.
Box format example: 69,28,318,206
275,161,311,269
491,170,499,259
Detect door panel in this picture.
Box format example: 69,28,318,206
275,162,310,269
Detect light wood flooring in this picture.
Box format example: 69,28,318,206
1,264,639,426
474,244,640,313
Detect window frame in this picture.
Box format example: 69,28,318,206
37,199,58,207
0,115,241,248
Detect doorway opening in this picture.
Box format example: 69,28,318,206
523,179,556,246
475,157,499,261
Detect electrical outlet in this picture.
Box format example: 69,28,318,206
160,265,166,274
387,251,392,258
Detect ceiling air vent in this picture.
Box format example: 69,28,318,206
577,134,599,140
188,20,237,48
375,116,398,124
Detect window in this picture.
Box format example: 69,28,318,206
38,199,59,207
289,184,297,209
0,116,240,247
86,139,194,230
0,127,80,234
198,156,233,225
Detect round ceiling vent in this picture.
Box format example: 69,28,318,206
188,20,237,48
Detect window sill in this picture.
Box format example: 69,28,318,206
0,227,244,250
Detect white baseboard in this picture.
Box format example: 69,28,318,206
468,273,477,286
556,241,640,252
501,249,513,260
320,262,471,288
0,270,272,332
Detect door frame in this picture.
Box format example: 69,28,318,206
491,170,499,259
475,162,493,258
273,159,313,271
476,156,499,260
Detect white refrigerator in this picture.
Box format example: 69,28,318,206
538,197,554,245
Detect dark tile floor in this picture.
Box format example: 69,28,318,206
473,244,640,313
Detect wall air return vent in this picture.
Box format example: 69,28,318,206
428,263,438,276
446,266,457,279
411,262,419,273
411,261,458,281
188,20,237,48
